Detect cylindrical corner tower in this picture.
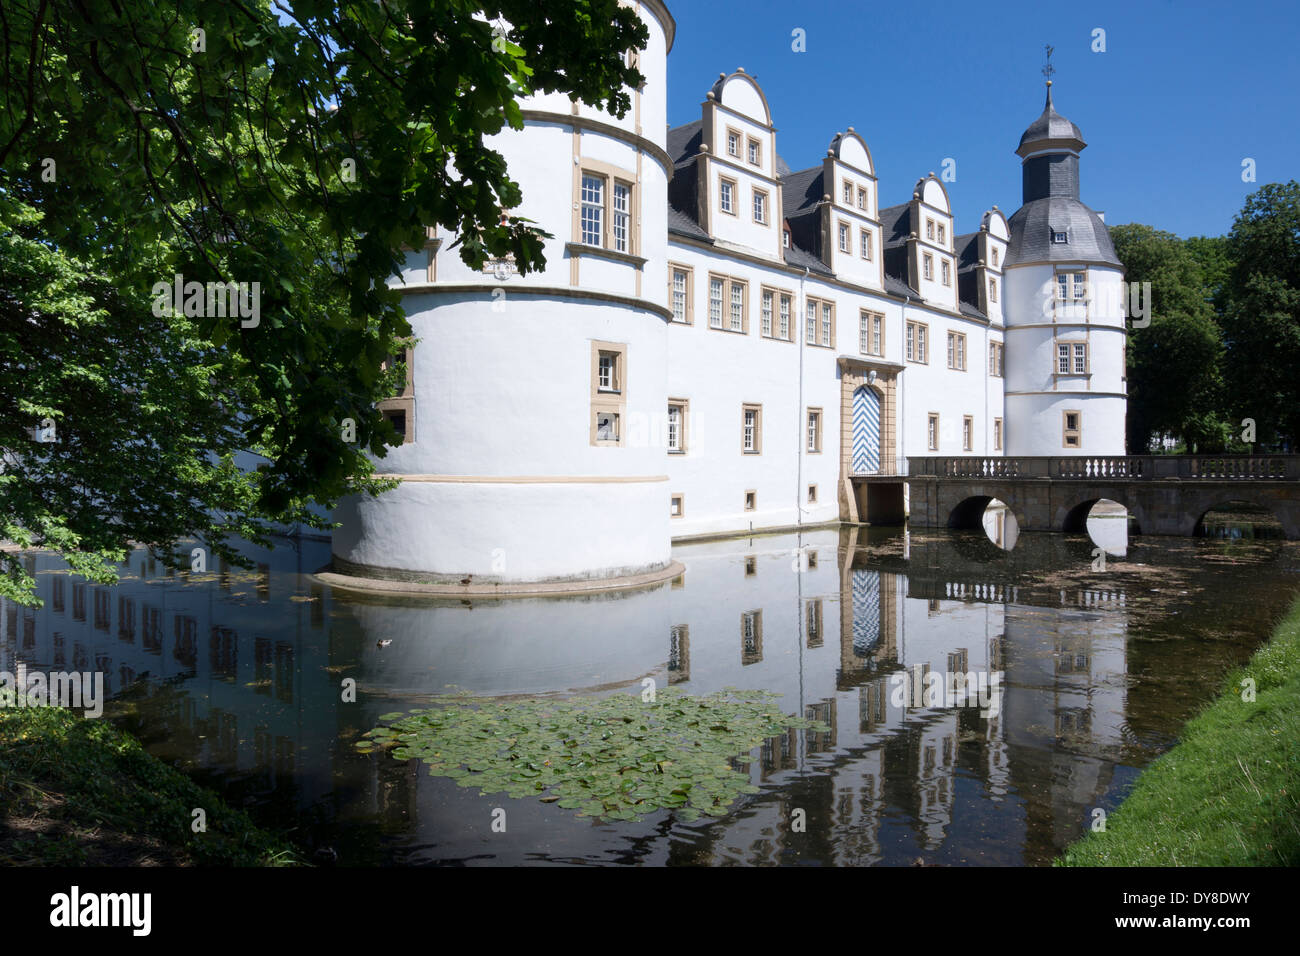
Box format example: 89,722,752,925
332,1,678,587
1002,81,1126,457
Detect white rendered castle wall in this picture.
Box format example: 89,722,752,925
1003,263,1126,456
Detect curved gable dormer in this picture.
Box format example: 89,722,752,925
830,129,874,177
918,175,952,215
709,70,773,127
982,207,1010,241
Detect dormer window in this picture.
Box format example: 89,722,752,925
783,228,790,249
747,138,761,166
992,247,999,267
842,180,854,205
937,223,945,244
727,129,740,158
926,218,935,240
1052,231,1068,244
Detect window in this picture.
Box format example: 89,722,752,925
669,265,693,324
857,186,867,210
1063,410,1082,448
580,174,603,246
720,178,735,215
671,493,684,518
594,409,621,443
947,331,966,370
838,222,850,253
861,229,872,260
753,189,768,223
989,277,998,303
1058,342,1088,374
577,165,637,253
926,218,935,240
941,260,951,286
806,297,834,347
963,415,973,451
744,490,757,511
992,247,999,267
843,180,854,204
591,340,627,446
906,320,928,363
729,279,746,331
806,408,822,453
727,128,740,157
1072,271,1087,300
741,609,762,664
994,417,1003,451
760,287,794,341
928,413,940,451
708,274,748,334
667,400,688,454
808,484,818,504
782,228,790,249
1056,274,1070,301
747,137,761,166
378,345,415,444
1052,231,1068,243
937,223,945,244
742,404,762,454
610,183,630,252
989,342,1004,377
860,311,883,356
709,275,724,328
923,254,933,280
597,351,620,392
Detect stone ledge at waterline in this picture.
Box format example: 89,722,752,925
0,707,302,866
320,555,686,598
1057,593,1300,867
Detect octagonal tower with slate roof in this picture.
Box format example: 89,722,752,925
1002,81,1127,456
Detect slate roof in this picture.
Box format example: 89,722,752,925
1005,196,1120,267
1017,87,1085,152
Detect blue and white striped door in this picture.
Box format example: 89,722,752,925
852,385,881,474
852,569,881,656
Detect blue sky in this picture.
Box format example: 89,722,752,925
665,0,1300,239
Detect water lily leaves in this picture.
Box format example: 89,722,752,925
359,687,818,824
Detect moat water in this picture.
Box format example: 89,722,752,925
3,512,1297,866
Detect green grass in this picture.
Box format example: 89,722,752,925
1059,594,1300,866
0,706,302,866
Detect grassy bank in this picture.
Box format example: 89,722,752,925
0,707,301,866
1060,595,1300,866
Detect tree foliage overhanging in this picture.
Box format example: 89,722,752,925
0,0,648,603
1114,180,1300,455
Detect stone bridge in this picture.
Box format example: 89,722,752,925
904,455,1300,539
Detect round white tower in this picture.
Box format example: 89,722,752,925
1002,81,1126,457
331,1,678,586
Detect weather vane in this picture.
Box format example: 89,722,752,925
1042,44,1055,82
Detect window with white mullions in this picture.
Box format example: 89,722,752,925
612,183,630,252
580,174,603,246
761,291,773,337
730,282,744,331
709,276,724,329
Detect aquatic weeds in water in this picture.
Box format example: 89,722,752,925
356,688,829,822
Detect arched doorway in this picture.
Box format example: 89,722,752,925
851,385,881,474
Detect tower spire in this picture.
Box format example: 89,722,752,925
1042,44,1055,107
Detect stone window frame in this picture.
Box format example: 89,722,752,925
574,159,639,256
670,493,685,518
906,319,930,364
590,339,628,447
859,310,884,357
377,342,416,445
947,330,967,371
962,415,974,452
747,136,762,167
994,417,1003,451
719,176,738,216
667,398,689,455
1062,409,1083,449
807,484,818,504
742,403,763,455
668,263,694,325
806,407,823,454
860,228,873,260
744,489,757,511
927,412,940,451
725,126,742,159
923,253,934,281
753,187,769,224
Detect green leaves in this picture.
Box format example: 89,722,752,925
358,689,829,824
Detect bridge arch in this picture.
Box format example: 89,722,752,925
946,494,1026,537
1191,496,1286,538
1057,493,1145,537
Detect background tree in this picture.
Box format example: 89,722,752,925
1110,223,1228,453
0,0,648,603
1218,181,1300,449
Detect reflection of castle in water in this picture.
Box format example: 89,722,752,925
1,526,1133,864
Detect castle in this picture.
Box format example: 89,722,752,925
331,1,1126,589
